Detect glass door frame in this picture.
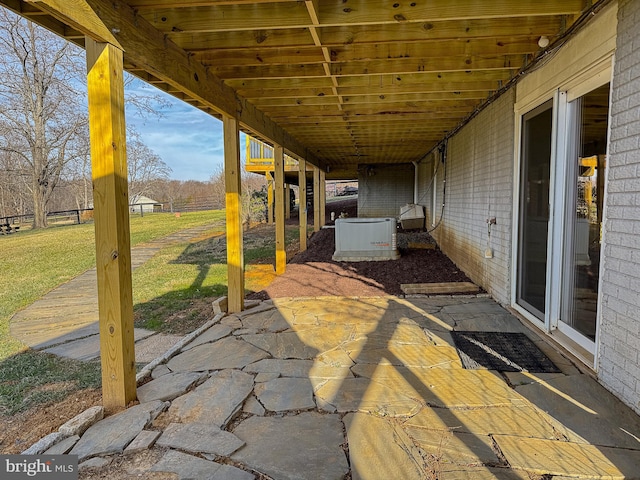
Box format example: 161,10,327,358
552,68,613,357
511,91,561,334
511,60,613,368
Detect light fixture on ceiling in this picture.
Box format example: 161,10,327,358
538,35,550,48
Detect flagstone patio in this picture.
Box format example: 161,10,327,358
35,296,640,479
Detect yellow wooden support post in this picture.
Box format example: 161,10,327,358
266,171,274,224
320,169,326,227
274,145,286,275
85,38,136,411
298,158,308,252
223,114,244,313
285,183,291,220
313,167,321,233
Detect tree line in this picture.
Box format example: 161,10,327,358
0,8,265,228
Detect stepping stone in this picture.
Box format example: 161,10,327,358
515,374,640,449
407,429,499,465
151,364,171,379
124,430,161,455
315,377,420,417
401,282,479,294
345,412,424,480
182,324,232,350
232,412,348,480
167,337,269,372
353,367,520,409
441,299,508,315
241,332,317,359
59,406,104,436
169,369,254,427
244,359,314,378
344,341,461,368
243,396,265,416
404,404,558,439
70,400,167,461
42,328,155,361
137,372,207,403
255,377,315,412
241,309,291,332
43,435,79,455
494,435,640,478
152,449,254,480
439,465,531,479
157,423,244,457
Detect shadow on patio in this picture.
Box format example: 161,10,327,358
68,295,640,479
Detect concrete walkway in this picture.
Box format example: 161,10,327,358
10,222,224,362
38,296,640,479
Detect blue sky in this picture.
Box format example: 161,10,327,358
125,78,246,182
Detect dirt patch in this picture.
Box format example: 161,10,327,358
0,388,101,454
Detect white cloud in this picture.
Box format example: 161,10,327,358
125,79,227,181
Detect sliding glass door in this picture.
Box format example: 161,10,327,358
560,83,610,344
517,100,553,320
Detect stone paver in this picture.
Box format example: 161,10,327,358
241,332,317,359
240,308,291,332
43,435,79,455
181,324,232,350
21,296,640,479
409,428,500,465
59,405,104,436
156,423,244,456
168,369,254,427
244,358,313,377
345,412,424,480
70,400,167,461
232,412,349,480
167,337,269,372
254,377,315,412
42,328,155,361
124,430,161,455
515,373,640,449
315,377,421,416
151,449,254,480
137,371,207,403
494,435,640,478
403,404,559,439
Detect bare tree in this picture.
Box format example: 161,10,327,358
127,127,172,203
0,9,87,228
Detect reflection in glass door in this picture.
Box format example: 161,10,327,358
517,101,553,320
561,83,610,342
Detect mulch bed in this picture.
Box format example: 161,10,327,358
248,199,475,300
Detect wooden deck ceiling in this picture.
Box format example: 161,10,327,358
6,0,589,178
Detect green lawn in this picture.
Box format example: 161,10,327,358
0,211,297,415
0,210,224,361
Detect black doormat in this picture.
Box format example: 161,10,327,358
451,331,561,373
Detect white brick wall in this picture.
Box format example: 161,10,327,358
358,164,414,218
418,89,516,304
599,0,640,414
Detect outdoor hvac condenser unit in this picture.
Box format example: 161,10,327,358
332,218,400,262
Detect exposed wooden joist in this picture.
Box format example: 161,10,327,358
26,0,122,46
137,1,583,34
73,0,320,167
